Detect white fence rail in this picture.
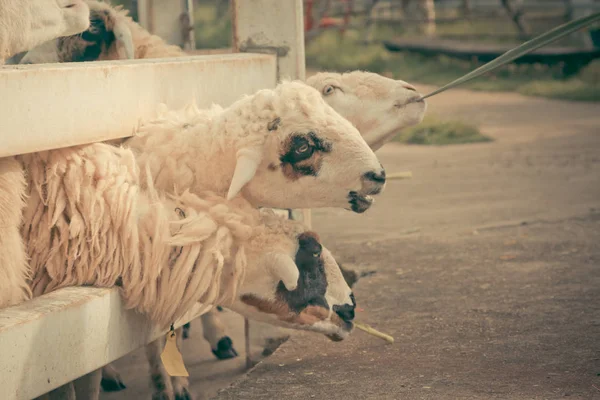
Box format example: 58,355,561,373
0,1,305,399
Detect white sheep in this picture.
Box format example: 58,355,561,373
18,141,356,400
12,80,376,399
18,1,427,391
128,81,386,212
0,0,90,62
117,80,385,399
19,0,183,64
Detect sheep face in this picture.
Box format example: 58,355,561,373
20,1,134,64
2,0,90,59
306,71,427,151
233,82,386,214
231,219,355,341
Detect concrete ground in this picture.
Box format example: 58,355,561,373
102,85,600,400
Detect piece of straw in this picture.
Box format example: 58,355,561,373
355,322,394,343
387,171,412,180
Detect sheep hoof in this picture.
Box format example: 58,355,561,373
211,336,238,360
175,388,194,400
182,322,191,340
100,376,127,392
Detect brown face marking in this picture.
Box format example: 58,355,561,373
280,132,332,181
58,9,116,62
268,162,278,171
240,294,332,326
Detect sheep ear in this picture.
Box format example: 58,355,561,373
113,19,135,59
266,253,299,291
227,148,262,200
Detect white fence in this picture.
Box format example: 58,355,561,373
0,1,306,399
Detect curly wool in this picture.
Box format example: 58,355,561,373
0,157,31,308
19,143,263,327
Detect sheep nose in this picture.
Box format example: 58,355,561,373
363,169,386,184
333,303,355,322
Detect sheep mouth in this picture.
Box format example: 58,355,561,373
395,95,425,109
347,192,373,214
325,322,353,341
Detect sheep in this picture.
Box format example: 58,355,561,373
19,0,183,64
127,81,386,213
94,81,380,399
18,142,356,400
17,0,427,388
306,70,426,151
0,0,91,62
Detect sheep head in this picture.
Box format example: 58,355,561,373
0,0,90,60
19,0,134,64
224,81,386,214
306,71,427,151
231,213,355,341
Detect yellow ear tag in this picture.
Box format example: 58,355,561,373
160,326,189,377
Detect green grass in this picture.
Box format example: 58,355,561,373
393,116,492,146
193,2,232,49
305,28,600,103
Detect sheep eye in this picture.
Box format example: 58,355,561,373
295,143,310,154
323,85,335,96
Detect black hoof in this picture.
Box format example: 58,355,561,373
100,377,127,392
216,305,224,312
182,322,191,339
211,336,239,360
175,387,194,400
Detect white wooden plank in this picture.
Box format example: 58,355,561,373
0,287,208,400
0,53,276,158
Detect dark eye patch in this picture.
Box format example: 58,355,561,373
279,132,332,180
280,136,313,164
276,232,329,313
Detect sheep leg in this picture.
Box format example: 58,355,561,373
73,368,102,400
146,336,175,400
201,310,238,360
0,156,30,308
100,363,127,392
172,326,193,400
182,322,192,339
